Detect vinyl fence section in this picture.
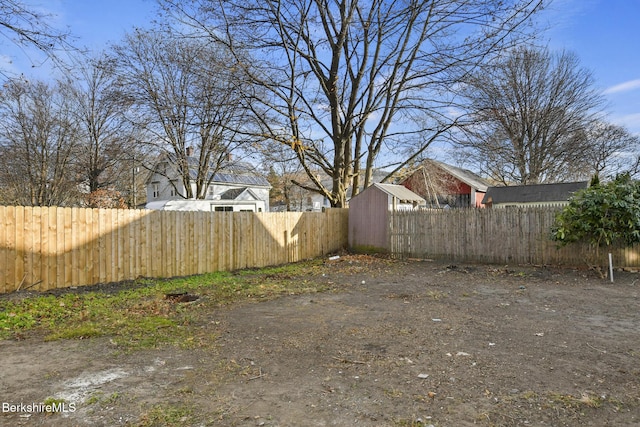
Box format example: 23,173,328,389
0,206,348,293
390,207,640,267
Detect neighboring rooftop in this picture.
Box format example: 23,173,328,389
428,160,491,192
183,157,270,187
374,183,426,203
482,181,589,205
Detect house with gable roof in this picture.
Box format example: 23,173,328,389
145,150,271,212
400,159,491,208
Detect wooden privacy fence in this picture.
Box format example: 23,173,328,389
390,207,640,268
0,206,348,293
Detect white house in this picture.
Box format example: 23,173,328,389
145,153,271,212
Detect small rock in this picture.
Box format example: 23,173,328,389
418,373,429,379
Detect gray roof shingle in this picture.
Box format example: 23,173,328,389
482,181,589,205
184,157,270,187
374,183,426,202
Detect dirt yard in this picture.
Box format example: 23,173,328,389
1,255,639,426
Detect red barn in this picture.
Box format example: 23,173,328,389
400,160,490,208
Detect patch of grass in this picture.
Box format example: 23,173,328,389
86,391,122,406
496,390,608,417
505,390,604,410
480,389,631,426
235,258,324,277
548,392,603,409
42,397,69,413
0,260,330,349
384,388,404,399
46,322,104,340
137,404,194,427
425,290,447,300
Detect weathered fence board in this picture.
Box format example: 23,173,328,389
390,208,640,268
0,207,348,293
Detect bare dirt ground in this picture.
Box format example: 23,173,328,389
1,255,640,426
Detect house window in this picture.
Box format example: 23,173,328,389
208,186,214,197
214,206,233,212
169,180,178,197
152,183,159,198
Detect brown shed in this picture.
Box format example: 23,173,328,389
348,183,425,253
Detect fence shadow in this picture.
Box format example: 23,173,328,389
0,207,348,293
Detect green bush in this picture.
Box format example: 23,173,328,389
552,174,640,247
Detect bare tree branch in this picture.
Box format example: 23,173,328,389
0,78,81,206
160,0,545,206
111,27,253,199
0,0,78,75
455,47,606,184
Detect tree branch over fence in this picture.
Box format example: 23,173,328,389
158,0,546,207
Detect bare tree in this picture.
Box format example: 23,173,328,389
0,0,75,75
111,28,252,199
63,55,146,207
582,121,640,179
259,139,311,211
0,78,81,206
456,47,605,185
158,0,545,206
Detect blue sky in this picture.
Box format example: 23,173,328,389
3,0,639,135
542,0,640,134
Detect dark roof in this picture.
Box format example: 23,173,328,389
482,181,589,205
184,158,270,187
212,171,269,187
219,187,247,200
